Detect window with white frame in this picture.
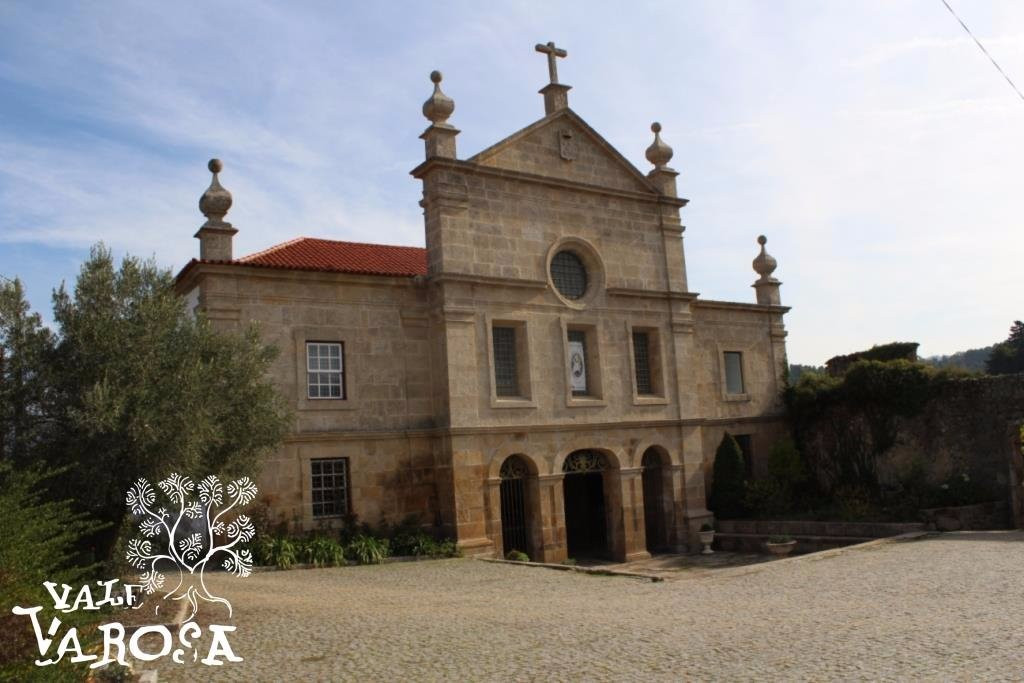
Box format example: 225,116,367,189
723,351,745,395
306,342,344,399
311,457,349,518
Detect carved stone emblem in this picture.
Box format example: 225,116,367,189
559,128,577,161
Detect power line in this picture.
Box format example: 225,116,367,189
940,0,1024,103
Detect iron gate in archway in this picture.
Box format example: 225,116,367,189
499,456,530,556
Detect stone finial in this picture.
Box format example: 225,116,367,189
199,158,233,228
752,235,782,305
752,235,778,283
420,71,460,159
195,158,238,261
422,70,455,125
645,122,674,169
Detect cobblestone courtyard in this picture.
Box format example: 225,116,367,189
156,532,1024,681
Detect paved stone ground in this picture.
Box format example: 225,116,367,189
152,531,1024,681
580,548,775,580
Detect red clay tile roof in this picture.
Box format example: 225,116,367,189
179,237,428,279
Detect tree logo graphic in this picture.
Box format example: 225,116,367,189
125,474,258,621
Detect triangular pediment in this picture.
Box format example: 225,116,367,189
467,109,657,194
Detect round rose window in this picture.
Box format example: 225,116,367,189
550,250,588,299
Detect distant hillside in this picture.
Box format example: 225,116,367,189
790,344,993,380
924,346,993,373
789,364,825,382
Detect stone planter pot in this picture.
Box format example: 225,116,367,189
698,531,715,555
764,540,797,557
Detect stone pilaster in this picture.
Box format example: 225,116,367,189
617,467,652,562
537,474,568,563
666,464,691,552
450,441,494,557
680,426,714,551
421,124,459,159
647,167,678,197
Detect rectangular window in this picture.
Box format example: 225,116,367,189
311,457,349,518
568,329,589,396
724,351,745,395
492,326,519,397
633,331,653,395
307,342,344,399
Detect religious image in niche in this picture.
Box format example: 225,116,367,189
570,343,586,393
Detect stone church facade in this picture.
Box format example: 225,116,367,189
174,44,790,562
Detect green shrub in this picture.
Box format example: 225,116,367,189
391,530,437,557
388,527,461,559
834,485,875,521
699,522,714,532
709,433,747,519
345,534,389,565
253,536,296,569
0,465,105,682
505,549,529,562
255,528,456,570
743,478,788,517
744,436,808,517
768,436,806,489
301,536,346,567
433,538,461,558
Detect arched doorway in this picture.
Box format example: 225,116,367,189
641,447,668,553
562,450,609,558
499,456,532,557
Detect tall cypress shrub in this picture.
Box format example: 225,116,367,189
710,433,747,519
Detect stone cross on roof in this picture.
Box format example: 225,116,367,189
535,41,567,84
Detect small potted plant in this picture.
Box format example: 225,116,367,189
698,522,715,555
764,534,797,557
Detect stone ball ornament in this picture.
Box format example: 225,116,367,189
422,70,455,125
199,158,233,226
752,234,779,283
645,121,674,169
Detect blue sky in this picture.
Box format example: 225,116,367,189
1,0,1022,365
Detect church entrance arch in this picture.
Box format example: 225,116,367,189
499,455,533,558
562,450,609,559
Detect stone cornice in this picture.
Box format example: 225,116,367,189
430,272,548,290
693,299,791,315
173,261,425,293
605,287,699,302
282,413,788,443
411,157,689,208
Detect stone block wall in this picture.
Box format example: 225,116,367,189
798,373,1024,521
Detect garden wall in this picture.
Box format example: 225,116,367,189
795,372,1024,527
